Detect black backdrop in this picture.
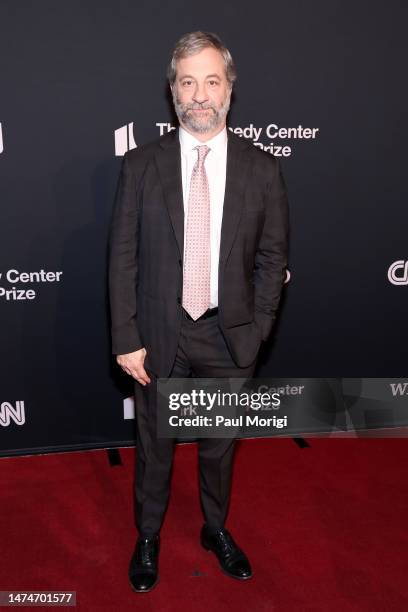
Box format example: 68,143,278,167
1,1,407,456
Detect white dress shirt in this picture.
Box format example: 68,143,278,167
179,125,228,309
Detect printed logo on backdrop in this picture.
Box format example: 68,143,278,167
388,260,408,285
123,396,135,420
113,121,319,157
0,401,25,426
0,269,63,302
114,122,137,156
0,122,4,154
156,122,319,157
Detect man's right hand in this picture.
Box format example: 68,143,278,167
116,348,151,385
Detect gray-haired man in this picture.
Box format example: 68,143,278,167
109,30,289,592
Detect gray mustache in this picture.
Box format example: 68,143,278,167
186,105,216,111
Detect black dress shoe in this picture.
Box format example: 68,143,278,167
128,534,160,592
200,525,253,580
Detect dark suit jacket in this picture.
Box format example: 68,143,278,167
108,128,289,377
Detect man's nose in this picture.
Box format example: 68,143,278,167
193,83,208,103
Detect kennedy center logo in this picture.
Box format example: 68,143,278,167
114,122,137,156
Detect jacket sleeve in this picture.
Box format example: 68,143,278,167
108,152,144,355
253,157,289,341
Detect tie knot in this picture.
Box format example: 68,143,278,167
196,145,210,164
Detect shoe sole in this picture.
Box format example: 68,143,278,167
128,575,160,593
201,541,253,581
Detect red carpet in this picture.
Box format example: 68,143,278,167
1,438,408,611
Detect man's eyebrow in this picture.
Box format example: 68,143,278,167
178,73,222,80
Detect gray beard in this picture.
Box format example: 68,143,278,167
172,90,231,134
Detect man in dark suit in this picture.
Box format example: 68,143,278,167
108,31,289,593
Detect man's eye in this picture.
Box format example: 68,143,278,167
182,80,192,87
208,80,219,86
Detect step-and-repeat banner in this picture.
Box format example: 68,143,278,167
1,1,407,456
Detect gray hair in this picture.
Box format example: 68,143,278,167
167,31,237,88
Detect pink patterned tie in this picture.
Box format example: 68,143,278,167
182,144,211,320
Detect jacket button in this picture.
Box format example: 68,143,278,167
177,297,181,304
178,259,182,267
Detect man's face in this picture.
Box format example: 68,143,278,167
171,46,232,135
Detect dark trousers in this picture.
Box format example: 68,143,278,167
133,311,258,536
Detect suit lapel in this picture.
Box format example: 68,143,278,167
219,131,252,267
155,129,184,258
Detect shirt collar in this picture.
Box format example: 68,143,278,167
178,125,228,156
